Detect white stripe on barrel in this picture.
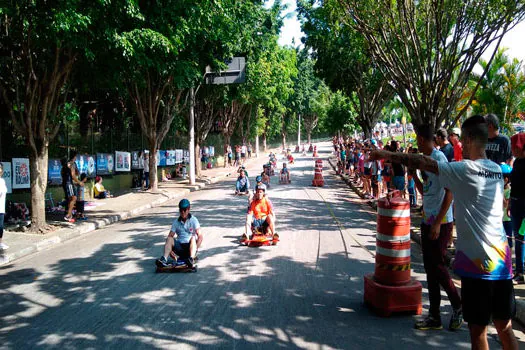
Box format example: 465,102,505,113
376,232,411,242
376,246,411,258
377,207,410,218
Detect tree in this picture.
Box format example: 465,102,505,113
324,91,358,135
338,0,525,130
298,0,393,139
0,0,129,231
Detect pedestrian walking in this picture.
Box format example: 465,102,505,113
143,152,150,190
409,125,462,331
371,115,517,349
0,164,8,250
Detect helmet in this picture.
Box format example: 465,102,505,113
500,163,512,174
255,183,266,192
179,198,191,210
255,175,262,183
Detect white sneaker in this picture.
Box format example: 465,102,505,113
0,242,9,250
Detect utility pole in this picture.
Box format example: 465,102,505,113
189,87,196,185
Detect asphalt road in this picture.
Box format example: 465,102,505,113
1,144,523,349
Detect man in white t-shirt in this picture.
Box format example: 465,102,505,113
370,115,517,349
409,125,462,331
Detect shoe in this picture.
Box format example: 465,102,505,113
449,308,463,331
64,216,75,223
414,316,443,330
0,242,9,250
155,256,170,268
240,233,248,242
186,257,195,268
513,273,524,285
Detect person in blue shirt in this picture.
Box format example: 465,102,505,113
156,199,202,268
235,170,250,194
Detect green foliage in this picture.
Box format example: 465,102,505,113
324,91,358,134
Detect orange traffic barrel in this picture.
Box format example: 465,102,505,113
374,196,411,286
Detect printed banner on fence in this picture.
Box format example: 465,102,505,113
12,158,30,189
131,151,144,170
48,159,62,185
157,150,166,167
209,146,215,157
1,162,12,194
166,150,176,166
97,153,114,175
183,150,190,163
175,149,183,164
115,151,131,172
75,154,96,178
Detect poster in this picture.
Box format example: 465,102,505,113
115,151,131,172
12,158,30,189
96,153,114,175
166,150,176,166
1,162,12,194
209,146,215,157
131,151,144,170
157,150,167,167
75,154,96,178
175,149,183,164
48,159,62,185
183,150,190,163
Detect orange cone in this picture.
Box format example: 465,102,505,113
312,159,324,186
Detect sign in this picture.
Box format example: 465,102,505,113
209,146,215,157
166,150,176,166
183,150,190,163
115,151,131,172
48,159,62,185
175,149,183,164
205,57,246,85
12,158,30,189
1,162,12,194
157,150,166,167
97,153,114,175
75,154,96,178
131,151,144,170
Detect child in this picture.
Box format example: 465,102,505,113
280,163,290,182
501,164,513,248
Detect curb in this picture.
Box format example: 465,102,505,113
326,156,525,326
0,170,236,266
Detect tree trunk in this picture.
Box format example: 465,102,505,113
195,143,201,178
148,140,158,191
263,133,267,152
359,121,373,140
29,149,49,231
224,135,231,168
281,133,287,150
307,132,312,144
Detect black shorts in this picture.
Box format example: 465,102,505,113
63,184,75,199
173,241,191,259
461,277,515,326
363,167,371,176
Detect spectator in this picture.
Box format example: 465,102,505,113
409,125,461,331
371,115,517,349
501,164,513,249
61,157,77,223
510,133,525,284
0,164,8,250
94,176,112,199
436,128,454,162
391,141,406,196
248,143,252,158
485,113,512,165
241,144,247,164
449,128,463,161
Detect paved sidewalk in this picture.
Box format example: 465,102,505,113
326,156,525,326
0,152,276,266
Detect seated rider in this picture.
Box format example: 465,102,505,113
235,170,250,194
238,165,248,177
280,163,290,182
156,199,202,268
242,184,277,241
261,169,271,188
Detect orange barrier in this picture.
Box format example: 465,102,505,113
312,159,324,187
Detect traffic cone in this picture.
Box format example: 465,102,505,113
312,159,324,186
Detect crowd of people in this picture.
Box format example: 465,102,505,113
224,143,253,168
333,114,524,349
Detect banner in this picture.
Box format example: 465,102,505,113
12,158,30,189
97,153,114,175
209,146,215,157
75,154,96,178
48,159,62,185
1,162,12,194
115,151,131,172
175,149,183,164
166,150,176,166
183,150,190,163
131,151,144,170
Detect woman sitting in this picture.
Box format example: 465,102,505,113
94,176,112,199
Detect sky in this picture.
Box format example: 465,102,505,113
270,0,525,63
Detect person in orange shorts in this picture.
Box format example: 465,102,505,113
242,184,277,241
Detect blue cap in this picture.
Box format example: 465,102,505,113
371,139,377,146
500,163,512,174
179,199,190,210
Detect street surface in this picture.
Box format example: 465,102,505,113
1,143,524,349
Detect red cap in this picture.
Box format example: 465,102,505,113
511,133,525,151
